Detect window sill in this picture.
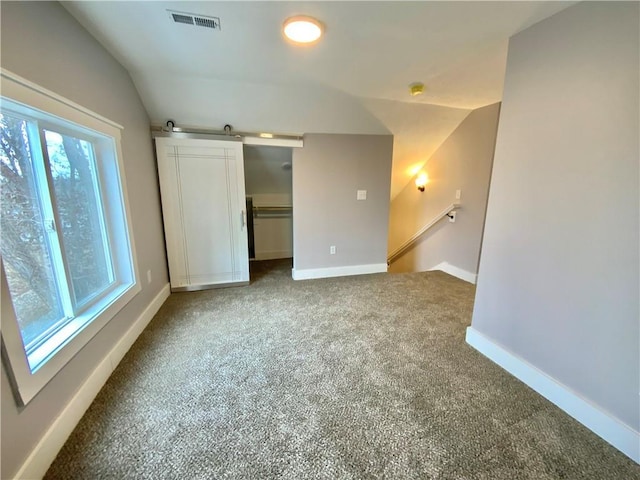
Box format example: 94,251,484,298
2,279,141,406
27,283,136,372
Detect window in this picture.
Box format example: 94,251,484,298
1,71,139,404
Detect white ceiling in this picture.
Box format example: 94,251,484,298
63,1,573,198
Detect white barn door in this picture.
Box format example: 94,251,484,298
155,137,249,290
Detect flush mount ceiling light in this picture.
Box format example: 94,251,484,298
283,15,324,45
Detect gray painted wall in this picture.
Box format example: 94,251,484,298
293,134,393,271
471,2,639,430
0,2,168,478
244,145,292,196
388,103,500,277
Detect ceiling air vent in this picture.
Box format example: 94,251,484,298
168,10,221,30
172,13,194,26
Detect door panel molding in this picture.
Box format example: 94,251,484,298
155,137,249,290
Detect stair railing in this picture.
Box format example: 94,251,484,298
387,203,460,265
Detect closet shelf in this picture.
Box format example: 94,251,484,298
252,205,292,218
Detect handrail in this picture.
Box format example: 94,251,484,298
387,203,460,264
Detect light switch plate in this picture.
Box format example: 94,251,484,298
357,190,367,200
455,189,461,200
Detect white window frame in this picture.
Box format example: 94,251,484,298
0,69,140,405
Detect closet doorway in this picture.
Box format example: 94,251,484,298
243,145,293,277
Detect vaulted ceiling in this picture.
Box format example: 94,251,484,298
63,1,573,198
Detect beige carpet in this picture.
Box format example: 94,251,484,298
45,259,639,479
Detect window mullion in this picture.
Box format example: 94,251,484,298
30,123,75,318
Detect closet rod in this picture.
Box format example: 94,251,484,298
252,206,292,218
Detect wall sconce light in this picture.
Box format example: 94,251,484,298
415,172,428,192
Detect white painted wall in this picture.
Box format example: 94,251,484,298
470,0,639,449
388,103,500,281
134,73,391,136
0,3,168,478
61,1,573,199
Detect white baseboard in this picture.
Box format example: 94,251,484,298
15,283,171,480
429,261,477,284
292,263,387,281
466,326,640,464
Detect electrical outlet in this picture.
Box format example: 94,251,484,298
448,211,456,223
146,269,152,284
330,245,336,255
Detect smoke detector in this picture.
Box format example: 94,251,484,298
168,10,221,30
409,82,425,96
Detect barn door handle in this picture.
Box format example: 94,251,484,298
241,210,246,229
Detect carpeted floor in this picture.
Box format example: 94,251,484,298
45,259,639,479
